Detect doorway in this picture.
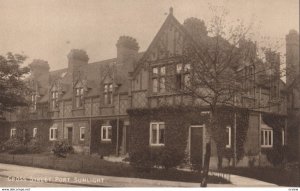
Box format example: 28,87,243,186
67,127,73,145
189,125,204,170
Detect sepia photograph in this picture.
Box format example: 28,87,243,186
0,0,299,189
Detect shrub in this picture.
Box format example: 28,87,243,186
129,148,153,172
129,147,185,171
26,138,43,154
52,140,74,158
158,148,184,170
266,146,286,167
8,144,28,154
1,138,24,152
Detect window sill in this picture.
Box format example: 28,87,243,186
150,144,165,147
261,145,273,148
101,140,112,143
49,139,57,141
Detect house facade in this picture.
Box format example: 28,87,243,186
2,8,288,168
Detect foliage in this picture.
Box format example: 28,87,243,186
0,52,30,112
26,137,43,154
129,147,185,171
52,140,74,158
129,147,153,172
265,145,287,167
0,136,44,154
1,137,24,152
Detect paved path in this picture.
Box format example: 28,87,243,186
0,163,277,187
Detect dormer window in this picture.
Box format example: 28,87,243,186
75,87,84,108
51,91,59,110
104,84,113,105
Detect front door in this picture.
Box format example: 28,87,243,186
190,126,204,170
67,127,73,145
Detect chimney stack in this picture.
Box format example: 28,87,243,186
67,49,89,81
286,29,299,86
116,36,139,72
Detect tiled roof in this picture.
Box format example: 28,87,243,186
37,52,144,103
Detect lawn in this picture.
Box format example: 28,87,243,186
219,166,299,187
0,152,230,184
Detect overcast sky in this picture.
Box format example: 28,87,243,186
0,0,298,71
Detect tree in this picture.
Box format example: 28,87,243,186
162,6,285,186
0,52,30,113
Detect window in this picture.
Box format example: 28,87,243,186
101,126,112,141
33,128,37,138
176,63,191,90
104,84,113,105
31,94,37,111
51,91,59,109
80,127,85,141
261,129,273,148
226,126,231,148
75,87,84,108
150,122,165,146
152,66,166,93
49,127,58,141
10,128,16,138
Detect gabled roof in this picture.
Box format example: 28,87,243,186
36,52,144,103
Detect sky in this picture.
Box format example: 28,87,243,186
0,0,298,71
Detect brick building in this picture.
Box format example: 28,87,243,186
2,9,288,168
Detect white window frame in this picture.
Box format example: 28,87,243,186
149,122,165,146
101,126,112,141
33,128,37,138
261,129,273,148
49,127,58,141
80,127,85,141
10,128,16,138
226,126,231,148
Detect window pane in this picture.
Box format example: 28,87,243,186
108,127,112,139
160,77,165,93
226,128,230,146
103,128,107,139
269,131,272,145
104,94,108,104
160,66,166,75
153,79,158,93
80,88,84,95
50,129,53,139
104,85,108,92
54,129,58,139
184,64,191,71
265,131,268,145
153,67,158,75
152,127,157,144
159,124,165,144
261,131,263,145
176,64,182,73
109,84,113,92
184,74,190,87
159,128,164,144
